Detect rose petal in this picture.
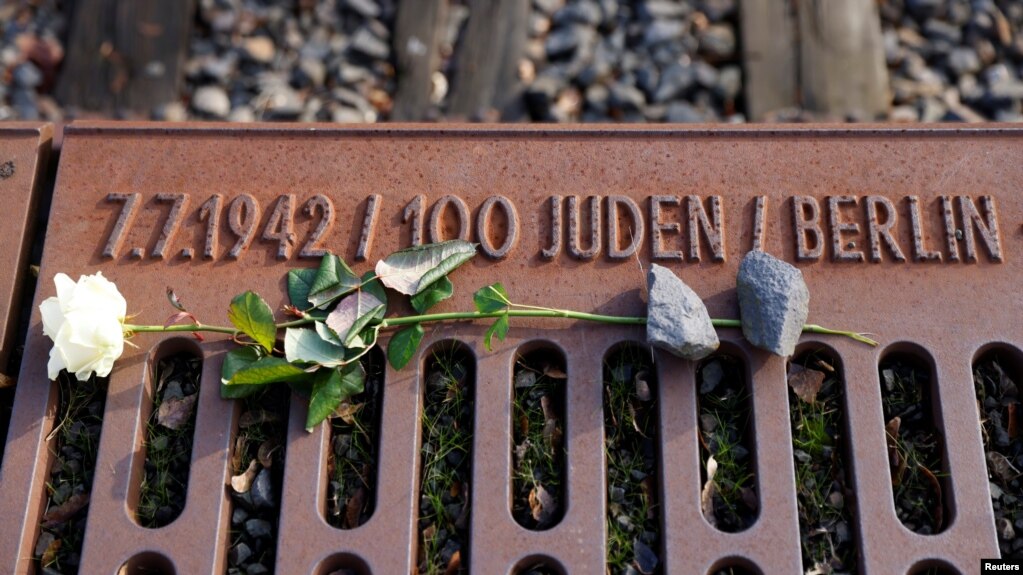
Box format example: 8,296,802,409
53,273,75,310
39,297,64,340
47,345,67,380
70,272,126,319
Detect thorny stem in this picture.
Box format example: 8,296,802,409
125,312,878,347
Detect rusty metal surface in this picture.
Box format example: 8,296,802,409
0,122,51,370
1,122,1019,574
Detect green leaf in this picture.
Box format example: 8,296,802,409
228,357,310,385
287,267,318,309
411,276,453,313
388,324,424,370
374,240,476,295
220,346,265,399
315,321,343,346
284,327,345,366
473,282,511,313
326,289,386,345
484,314,509,352
308,254,361,308
306,362,365,430
360,271,387,312
228,291,277,353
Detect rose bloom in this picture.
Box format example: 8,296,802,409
39,272,127,381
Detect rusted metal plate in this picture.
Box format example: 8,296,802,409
0,123,51,370
2,122,1019,574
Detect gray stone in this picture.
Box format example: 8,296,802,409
229,542,253,565
350,27,389,60
231,507,249,526
906,0,943,19
343,0,380,18
946,47,980,76
192,85,231,118
698,24,736,59
639,0,690,20
645,264,718,360
654,62,694,102
609,81,646,111
717,65,742,100
34,531,55,558
545,25,591,58
553,1,602,26
251,468,275,510
633,538,659,574
736,250,810,357
246,564,269,575
244,518,273,539
644,20,684,46
665,101,705,123
13,62,42,88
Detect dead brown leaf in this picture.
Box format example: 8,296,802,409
641,476,657,520
917,463,944,531
634,371,651,402
444,550,461,575
0,372,15,388
157,394,197,430
543,365,567,379
231,436,245,472
230,459,259,493
239,409,279,428
40,536,61,566
540,395,554,421
345,486,366,528
885,417,907,486
741,487,759,512
529,484,556,525
421,523,436,543
987,450,1022,483
41,493,90,528
788,365,825,404
700,456,718,527
258,440,278,468
332,402,364,425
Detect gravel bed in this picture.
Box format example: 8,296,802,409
2,0,1022,123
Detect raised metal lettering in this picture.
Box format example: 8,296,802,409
299,194,334,259
476,195,519,259
152,193,189,260
541,195,562,260
198,194,222,260
567,195,601,260
227,194,259,259
865,195,906,263
792,196,823,261
429,194,470,243
751,196,767,252
650,195,682,261
940,195,960,262
958,195,1002,263
828,196,864,262
403,194,424,247
687,195,725,262
607,196,644,260
102,192,141,259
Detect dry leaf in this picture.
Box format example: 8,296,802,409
239,409,279,428
788,366,825,404
741,487,759,512
885,417,907,486
40,536,61,566
917,463,944,531
41,493,90,528
814,359,835,373
332,402,364,425
157,394,197,430
231,436,245,472
0,372,14,388
634,371,651,402
231,459,259,493
421,523,436,543
641,476,657,520
987,450,1023,483
540,395,554,421
543,366,567,379
528,484,556,525
345,486,366,529
544,419,563,453
700,456,718,527
444,550,462,575
258,440,278,468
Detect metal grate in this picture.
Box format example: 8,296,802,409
1,123,1015,574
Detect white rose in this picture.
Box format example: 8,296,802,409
39,272,127,381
